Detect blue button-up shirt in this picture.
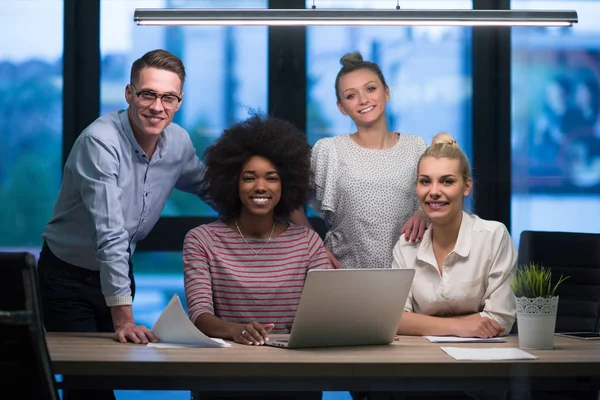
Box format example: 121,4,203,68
43,110,208,307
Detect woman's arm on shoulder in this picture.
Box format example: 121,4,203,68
399,135,429,242
400,210,430,244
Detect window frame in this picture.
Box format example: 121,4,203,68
64,0,511,249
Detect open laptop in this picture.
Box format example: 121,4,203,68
265,268,415,349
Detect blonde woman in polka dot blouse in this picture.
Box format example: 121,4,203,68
291,51,429,270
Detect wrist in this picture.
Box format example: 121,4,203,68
448,318,462,337
229,323,246,340
110,305,134,328
227,323,242,340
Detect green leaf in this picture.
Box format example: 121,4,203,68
510,262,569,298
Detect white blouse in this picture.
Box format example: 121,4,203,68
392,212,517,334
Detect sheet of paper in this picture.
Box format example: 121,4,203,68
149,294,231,348
425,335,505,343
441,347,538,360
148,340,229,349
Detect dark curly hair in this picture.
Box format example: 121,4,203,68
201,114,312,219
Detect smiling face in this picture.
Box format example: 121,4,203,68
336,68,390,127
238,155,282,218
125,67,183,145
417,156,472,226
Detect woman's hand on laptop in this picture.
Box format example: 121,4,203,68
234,322,274,345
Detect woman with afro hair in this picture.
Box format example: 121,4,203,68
183,114,331,352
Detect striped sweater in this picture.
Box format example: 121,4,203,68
183,220,331,334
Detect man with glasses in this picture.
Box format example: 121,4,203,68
37,48,207,400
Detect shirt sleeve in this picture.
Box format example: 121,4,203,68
391,240,415,313
173,134,215,209
308,139,339,221
479,225,518,335
71,134,132,306
183,226,215,324
305,229,333,271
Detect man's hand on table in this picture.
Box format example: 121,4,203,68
111,304,158,344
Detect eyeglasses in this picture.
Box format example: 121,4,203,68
130,84,182,109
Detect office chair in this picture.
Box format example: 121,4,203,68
0,251,60,400
518,230,600,333
516,231,600,400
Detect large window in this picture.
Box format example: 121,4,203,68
100,0,268,344
306,0,473,216
511,1,600,246
100,0,268,218
306,0,473,150
0,1,63,252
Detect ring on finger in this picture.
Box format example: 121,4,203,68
241,329,248,336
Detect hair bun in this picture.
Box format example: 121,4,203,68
340,51,364,67
431,132,457,147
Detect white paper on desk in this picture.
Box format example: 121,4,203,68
149,294,231,348
441,347,537,361
425,336,505,343
148,341,228,349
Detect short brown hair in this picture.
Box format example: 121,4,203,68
334,51,388,102
130,49,186,89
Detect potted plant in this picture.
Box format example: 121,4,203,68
510,262,569,350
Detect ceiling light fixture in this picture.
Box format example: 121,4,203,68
133,8,578,27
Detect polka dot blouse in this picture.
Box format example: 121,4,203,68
309,133,427,270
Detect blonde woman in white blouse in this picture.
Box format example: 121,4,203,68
393,133,517,338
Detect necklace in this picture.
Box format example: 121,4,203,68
235,219,276,258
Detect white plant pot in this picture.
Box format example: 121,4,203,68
515,296,559,350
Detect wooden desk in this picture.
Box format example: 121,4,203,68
47,333,600,392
